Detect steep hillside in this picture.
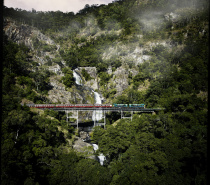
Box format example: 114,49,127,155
2,0,208,184
4,0,208,105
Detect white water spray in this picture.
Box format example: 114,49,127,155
73,69,103,121
92,144,106,165
92,144,99,151
73,70,83,85
92,91,103,121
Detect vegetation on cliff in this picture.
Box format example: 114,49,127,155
2,0,208,184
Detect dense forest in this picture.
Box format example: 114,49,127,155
2,0,208,184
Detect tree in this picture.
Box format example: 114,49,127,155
81,69,91,81
61,67,74,88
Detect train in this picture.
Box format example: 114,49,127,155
113,104,145,108
22,103,145,109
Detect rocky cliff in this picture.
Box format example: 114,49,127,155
3,18,97,104
3,17,152,104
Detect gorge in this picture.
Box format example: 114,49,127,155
2,0,208,184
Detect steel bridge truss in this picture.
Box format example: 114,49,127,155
64,109,107,129
56,108,160,129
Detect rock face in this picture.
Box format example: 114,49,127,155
79,131,90,141
48,64,63,75
3,18,61,68
48,76,71,103
76,67,99,90
113,66,129,96
3,18,147,103
73,137,92,152
32,29,55,45
4,18,33,48
73,137,97,160
48,76,87,104
3,18,55,50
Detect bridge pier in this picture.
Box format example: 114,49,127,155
94,110,96,127
103,110,106,129
66,110,79,129
121,110,133,121
94,110,106,128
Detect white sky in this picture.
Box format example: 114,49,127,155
4,0,114,13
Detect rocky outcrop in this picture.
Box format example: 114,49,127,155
3,18,55,49
76,67,99,90
113,66,129,95
79,131,90,141
73,137,97,160
48,77,84,104
32,29,55,45
4,18,33,48
3,18,61,67
48,74,96,104
48,64,63,75
108,66,138,96
73,137,92,152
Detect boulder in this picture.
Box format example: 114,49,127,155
79,131,89,141
73,137,97,160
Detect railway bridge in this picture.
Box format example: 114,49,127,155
38,106,164,129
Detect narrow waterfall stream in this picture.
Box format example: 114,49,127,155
73,70,103,122
73,70,83,85
92,91,103,121
92,144,106,165
73,69,106,165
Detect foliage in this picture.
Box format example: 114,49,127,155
81,69,92,81
2,0,208,184
61,67,74,88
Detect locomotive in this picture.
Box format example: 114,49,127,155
22,103,145,109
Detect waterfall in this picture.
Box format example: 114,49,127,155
73,69,103,122
73,69,105,164
92,144,106,165
92,91,103,121
98,154,106,165
92,144,99,150
94,91,102,104
73,70,83,85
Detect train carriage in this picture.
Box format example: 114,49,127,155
22,103,145,109
56,104,75,108
35,104,55,108
25,103,36,108
129,104,145,108
94,104,112,108
75,104,94,108
113,104,128,108
102,104,112,108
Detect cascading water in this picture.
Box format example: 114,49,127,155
73,69,105,165
73,70,83,85
92,91,103,121
92,144,99,151
92,144,106,165
73,69,103,122
98,154,106,165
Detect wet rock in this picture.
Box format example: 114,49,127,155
73,137,97,160
79,131,89,141
76,67,98,90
